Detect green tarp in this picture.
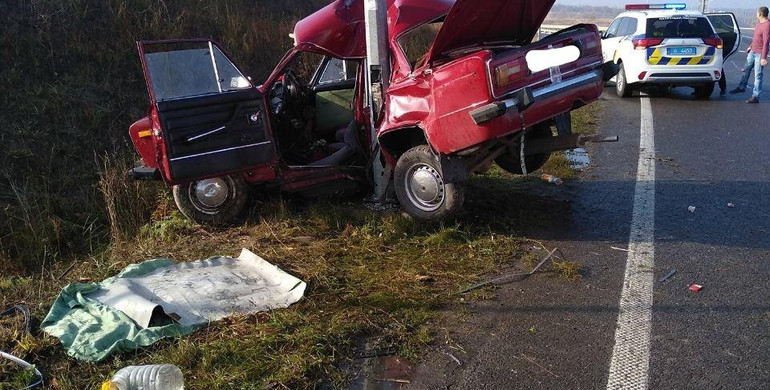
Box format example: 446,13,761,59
40,259,197,362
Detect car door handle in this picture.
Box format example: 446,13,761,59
186,125,227,142
185,102,248,143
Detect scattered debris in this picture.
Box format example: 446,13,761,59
564,147,590,171
528,326,537,334
58,261,78,280
104,364,184,390
513,354,559,378
659,269,677,282
1,304,44,389
0,351,44,389
610,246,634,253
688,206,696,213
689,284,703,292
440,349,462,366
41,249,306,361
727,203,735,208
414,275,434,283
541,173,564,185
457,248,557,294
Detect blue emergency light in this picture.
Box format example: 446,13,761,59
625,3,687,11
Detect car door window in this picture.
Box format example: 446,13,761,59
317,58,359,85
605,18,622,39
619,18,638,37
144,42,251,101
707,13,740,58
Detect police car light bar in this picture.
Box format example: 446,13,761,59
625,3,687,11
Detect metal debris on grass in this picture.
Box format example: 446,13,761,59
457,248,558,294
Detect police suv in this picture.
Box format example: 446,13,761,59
602,3,740,98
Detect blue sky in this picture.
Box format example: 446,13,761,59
556,0,763,9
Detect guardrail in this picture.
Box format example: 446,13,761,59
539,24,754,40
538,24,607,40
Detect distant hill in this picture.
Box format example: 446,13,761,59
545,4,623,27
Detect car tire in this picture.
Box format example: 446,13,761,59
616,63,633,98
172,174,249,226
693,83,715,100
494,122,553,175
394,145,464,220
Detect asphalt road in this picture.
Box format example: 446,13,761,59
406,43,770,389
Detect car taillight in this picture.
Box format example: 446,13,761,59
495,59,527,87
638,71,647,80
703,37,723,49
581,36,601,56
632,37,664,50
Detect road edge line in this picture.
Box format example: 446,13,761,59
606,96,656,390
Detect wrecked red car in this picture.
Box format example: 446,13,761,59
129,0,615,224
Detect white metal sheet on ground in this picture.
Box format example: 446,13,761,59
88,249,306,328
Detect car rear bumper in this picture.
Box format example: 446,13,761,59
470,68,605,125
643,72,717,84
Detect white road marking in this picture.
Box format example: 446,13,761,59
606,97,656,390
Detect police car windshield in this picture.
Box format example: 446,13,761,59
646,16,714,38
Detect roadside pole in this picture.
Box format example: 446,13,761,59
363,0,391,202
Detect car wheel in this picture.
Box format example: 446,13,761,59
172,174,249,226
394,145,464,220
693,83,715,100
494,122,553,175
616,63,633,98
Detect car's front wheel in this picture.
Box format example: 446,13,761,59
394,145,464,220
172,174,249,226
616,63,633,98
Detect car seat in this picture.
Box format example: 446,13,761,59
308,120,358,166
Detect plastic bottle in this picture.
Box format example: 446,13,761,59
101,364,184,390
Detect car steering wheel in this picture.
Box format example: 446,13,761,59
270,69,303,116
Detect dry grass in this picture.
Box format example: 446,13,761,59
0,2,600,388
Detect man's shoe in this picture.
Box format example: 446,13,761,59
729,87,746,94
747,96,759,103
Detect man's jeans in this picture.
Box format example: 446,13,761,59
739,51,765,98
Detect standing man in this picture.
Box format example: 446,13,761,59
730,6,770,103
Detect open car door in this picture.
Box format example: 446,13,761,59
706,13,741,60
138,40,276,183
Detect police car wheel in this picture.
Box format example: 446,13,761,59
616,63,633,98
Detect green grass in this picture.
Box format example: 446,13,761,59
0,2,600,387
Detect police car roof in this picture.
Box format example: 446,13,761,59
625,9,704,18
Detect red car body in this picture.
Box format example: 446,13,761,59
129,0,611,223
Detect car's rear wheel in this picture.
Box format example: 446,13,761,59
495,122,553,174
616,63,633,98
693,83,715,100
394,145,464,220
173,174,249,226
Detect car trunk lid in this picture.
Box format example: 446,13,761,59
426,0,555,64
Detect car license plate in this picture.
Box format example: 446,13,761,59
667,47,697,56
